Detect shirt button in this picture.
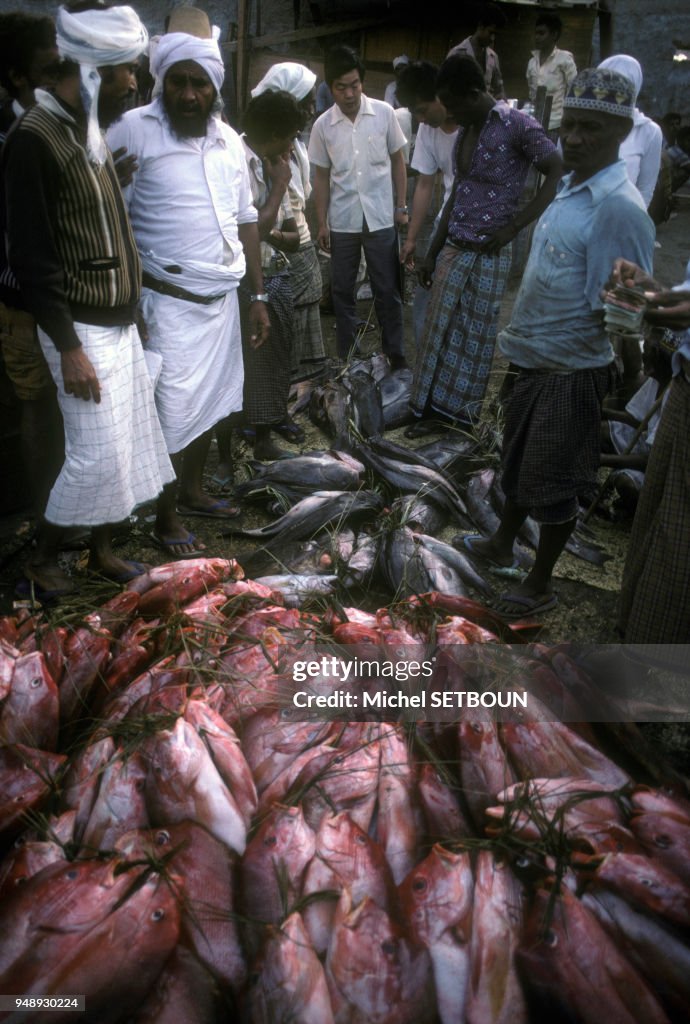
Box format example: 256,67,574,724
549,245,554,252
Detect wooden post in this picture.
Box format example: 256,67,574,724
236,0,250,115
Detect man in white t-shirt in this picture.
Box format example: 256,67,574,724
309,44,409,367
397,61,458,343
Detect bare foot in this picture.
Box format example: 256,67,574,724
25,562,75,596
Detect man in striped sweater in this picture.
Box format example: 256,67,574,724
2,3,174,593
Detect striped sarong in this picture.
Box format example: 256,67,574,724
288,242,325,381
411,241,512,422
619,376,690,643
240,272,294,425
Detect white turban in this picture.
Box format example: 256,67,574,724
251,62,316,101
56,5,148,165
149,30,225,95
598,55,643,104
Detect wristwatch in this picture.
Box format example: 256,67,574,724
250,293,269,303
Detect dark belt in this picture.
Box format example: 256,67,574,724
142,272,225,305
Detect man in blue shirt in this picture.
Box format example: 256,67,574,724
464,68,655,619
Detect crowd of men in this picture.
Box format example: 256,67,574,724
0,1,688,645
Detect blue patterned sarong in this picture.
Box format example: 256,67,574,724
411,241,512,422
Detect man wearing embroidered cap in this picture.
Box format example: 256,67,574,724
108,6,269,555
2,0,175,592
466,68,656,620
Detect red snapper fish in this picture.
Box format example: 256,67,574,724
240,804,316,958
0,650,59,750
326,892,434,1024
246,912,334,1024
465,852,526,1024
517,886,670,1024
143,717,248,854
302,811,396,957
398,845,474,1024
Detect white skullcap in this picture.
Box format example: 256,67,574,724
150,30,225,95
392,54,410,70
251,62,316,101
56,5,148,165
598,55,643,104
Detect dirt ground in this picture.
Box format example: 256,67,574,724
0,199,688,647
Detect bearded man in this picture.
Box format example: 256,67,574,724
108,7,269,556
2,2,174,592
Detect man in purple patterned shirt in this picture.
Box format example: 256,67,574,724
407,55,561,436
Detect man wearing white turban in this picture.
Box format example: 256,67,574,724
597,55,663,209
251,61,326,396
2,1,175,592
108,7,269,556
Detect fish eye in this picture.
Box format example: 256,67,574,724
545,929,558,947
156,830,170,845
412,877,427,892
355,834,366,845
31,677,42,688
151,908,165,921
67,869,79,879
654,834,672,849
263,835,278,847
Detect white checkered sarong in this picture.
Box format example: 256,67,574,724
39,322,175,526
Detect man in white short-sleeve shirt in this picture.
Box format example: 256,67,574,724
397,61,458,343
309,44,408,366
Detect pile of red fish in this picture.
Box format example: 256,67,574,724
0,557,688,1023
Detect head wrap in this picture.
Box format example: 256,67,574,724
563,67,635,120
597,55,643,104
393,54,410,71
149,30,224,95
56,4,148,165
251,61,316,101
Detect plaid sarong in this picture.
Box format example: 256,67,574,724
240,272,293,425
288,242,325,381
619,376,690,642
411,241,511,422
501,365,611,523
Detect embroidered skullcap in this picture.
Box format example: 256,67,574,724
251,62,316,101
597,55,643,104
56,4,148,165
150,7,224,94
392,54,410,70
564,67,635,119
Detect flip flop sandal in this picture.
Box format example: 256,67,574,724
457,534,524,579
177,501,241,519
149,530,206,559
491,591,559,621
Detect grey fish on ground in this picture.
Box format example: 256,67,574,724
340,531,380,588
380,526,435,597
254,574,339,607
342,369,385,439
223,490,384,543
414,436,480,472
235,538,333,578
413,532,492,596
391,495,447,535
309,382,352,448
237,452,363,493
354,443,468,521
379,368,414,430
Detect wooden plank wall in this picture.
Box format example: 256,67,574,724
238,5,597,111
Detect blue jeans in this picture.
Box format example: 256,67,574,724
330,226,404,359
